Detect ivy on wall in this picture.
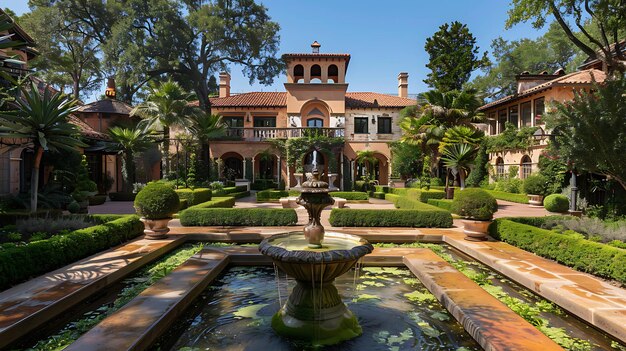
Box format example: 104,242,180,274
486,123,538,153
270,136,344,172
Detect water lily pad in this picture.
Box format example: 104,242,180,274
418,321,441,338
353,294,380,302
430,311,450,321
233,303,267,319
404,290,436,303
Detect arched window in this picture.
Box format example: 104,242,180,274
328,64,338,83
310,64,322,83
496,157,505,179
223,154,243,180
521,155,532,179
307,118,323,128
293,64,304,83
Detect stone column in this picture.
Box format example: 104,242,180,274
277,156,281,186
242,158,247,179
340,151,344,190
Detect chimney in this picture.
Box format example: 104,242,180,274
397,72,408,98
311,41,321,53
219,72,231,98
104,77,116,99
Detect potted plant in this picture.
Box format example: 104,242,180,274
451,188,498,241
134,183,180,239
523,173,548,207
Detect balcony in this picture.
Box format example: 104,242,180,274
223,127,345,141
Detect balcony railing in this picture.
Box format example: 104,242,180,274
224,127,345,141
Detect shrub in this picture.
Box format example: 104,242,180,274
108,192,136,201
329,191,369,201
231,190,251,199
188,197,236,209
0,215,143,289
451,188,498,220
385,193,401,205
251,179,277,190
174,188,212,206
329,209,452,228
88,195,107,206
494,178,523,194
544,194,569,213
415,189,446,203
427,198,453,211
0,209,63,226
256,190,291,202
489,219,626,284
179,208,297,226
178,199,188,211
484,189,529,204
134,183,180,219
370,192,386,199
522,174,548,196
374,185,391,193
67,201,81,214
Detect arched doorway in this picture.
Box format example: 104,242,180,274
495,157,505,179
520,155,532,179
221,152,243,180
256,152,277,180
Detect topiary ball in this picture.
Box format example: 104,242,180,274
67,201,81,214
134,183,180,219
544,194,569,213
451,188,498,221
522,174,548,196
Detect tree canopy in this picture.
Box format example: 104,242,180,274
424,21,490,91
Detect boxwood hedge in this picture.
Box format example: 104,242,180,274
488,218,626,284
256,189,299,202
484,190,528,204
174,188,212,206
329,191,369,201
427,198,453,211
0,215,143,290
389,188,445,203
329,208,452,228
179,208,298,226
188,197,236,209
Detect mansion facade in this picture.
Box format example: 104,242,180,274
188,42,416,189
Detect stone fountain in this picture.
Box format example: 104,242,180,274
259,151,373,345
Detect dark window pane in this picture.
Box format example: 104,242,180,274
253,117,276,127
307,118,323,128
534,98,545,124
498,110,507,133
377,117,392,134
521,102,532,127
508,106,518,128
224,116,244,128
354,117,368,134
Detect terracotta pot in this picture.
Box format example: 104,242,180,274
527,194,544,207
140,217,171,240
462,220,492,241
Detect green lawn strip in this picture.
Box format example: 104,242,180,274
373,243,595,350
484,190,529,204
22,244,204,351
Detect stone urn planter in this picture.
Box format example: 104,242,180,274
134,183,180,240
451,188,498,242
527,194,544,207
293,173,303,189
462,220,492,241
140,218,171,239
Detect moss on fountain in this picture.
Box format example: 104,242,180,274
271,310,362,346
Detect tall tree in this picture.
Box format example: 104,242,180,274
19,6,102,100
132,80,194,177
506,0,626,74
0,83,85,212
185,112,226,180
424,21,490,91
544,75,626,190
471,22,580,99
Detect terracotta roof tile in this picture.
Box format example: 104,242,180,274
478,69,607,111
75,99,133,115
345,92,417,108
198,91,416,109
68,115,110,140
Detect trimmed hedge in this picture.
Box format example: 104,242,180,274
374,185,391,193
385,193,401,205
0,215,143,290
231,190,251,199
179,208,297,226
329,191,369,201
178,199,189,211
88,195,107,206
329,208,452,228
256,189,299,202
544,194,569,213
215,185,249,197
484,189,529,204
489,218,626,284
370,192,386,199
390,188,445,203
427,198,453,211
174,188,212,206
188,197,236,209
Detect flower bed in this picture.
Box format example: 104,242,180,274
329,208,452,228
179,208,297,226
0,215,143,290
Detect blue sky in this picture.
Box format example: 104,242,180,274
7,0,548,101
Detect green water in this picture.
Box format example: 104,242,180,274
268,232,362,251
153,266,481,351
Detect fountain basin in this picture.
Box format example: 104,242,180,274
259,232,373,345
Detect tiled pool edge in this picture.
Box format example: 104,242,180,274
67,247,563,351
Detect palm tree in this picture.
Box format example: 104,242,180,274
185,112,226,177
0,82,85,212
109,126,152,192
418,89,484,128
131,80,193,177
441,143,477,190
400,114,445,176
439,125,484,152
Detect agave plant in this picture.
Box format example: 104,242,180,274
0,82,84,212
441,143,477,189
